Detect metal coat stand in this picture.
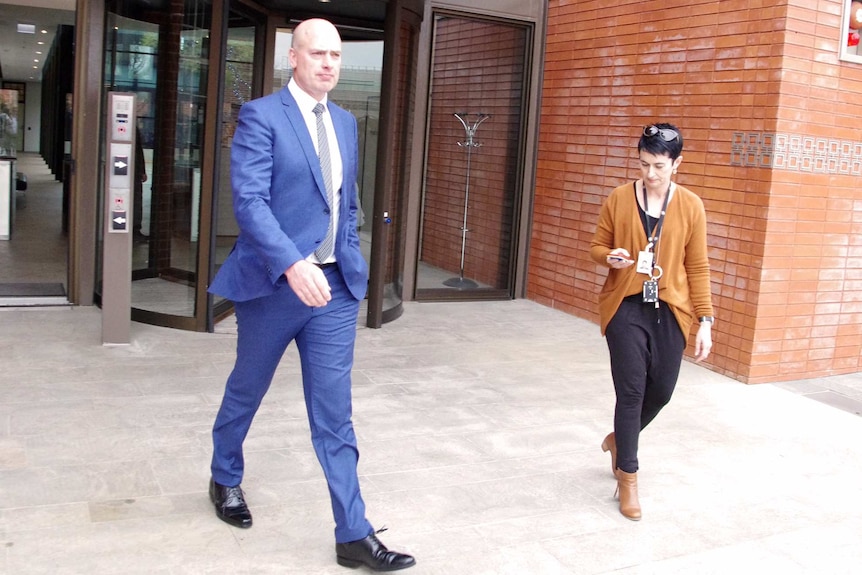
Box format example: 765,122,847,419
444,112,490,289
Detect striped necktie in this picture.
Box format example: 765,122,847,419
313,103,335,262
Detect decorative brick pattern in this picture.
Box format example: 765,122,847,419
732,132,862,175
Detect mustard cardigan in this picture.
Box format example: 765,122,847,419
590,181,714,337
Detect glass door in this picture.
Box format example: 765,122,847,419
210,12,262,323
416,14,530,300
331,36,385,319
364,13,422,327
100,2,213,323
100,0,264,330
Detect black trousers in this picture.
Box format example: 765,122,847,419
605,296,686,473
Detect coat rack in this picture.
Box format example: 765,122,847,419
444,112,490,289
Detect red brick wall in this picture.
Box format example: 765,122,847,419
759,1,862,382
532,0,862,383
421,17,526,287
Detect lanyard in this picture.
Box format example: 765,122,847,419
637,181,672,316
639,181,671,250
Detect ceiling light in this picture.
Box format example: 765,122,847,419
18,23,36,34
41,29,48,34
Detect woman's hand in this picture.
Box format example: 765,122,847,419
694,322,712,362
606,248,634,269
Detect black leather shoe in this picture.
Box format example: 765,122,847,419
209,478,252,528
335,533,415,571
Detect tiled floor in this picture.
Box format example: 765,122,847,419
1,300,860,574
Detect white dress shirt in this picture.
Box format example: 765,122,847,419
288,78,343,264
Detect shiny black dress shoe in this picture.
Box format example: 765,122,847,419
209,478,252,528
335,533,415,571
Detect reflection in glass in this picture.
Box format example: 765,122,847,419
0,89,19,157
212,23,256,313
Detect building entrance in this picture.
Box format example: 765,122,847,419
0,4,75,306
415,13,532,301
96,0,399,331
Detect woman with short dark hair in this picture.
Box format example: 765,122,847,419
590,123,715,520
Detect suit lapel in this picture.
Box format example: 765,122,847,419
280,88,329,203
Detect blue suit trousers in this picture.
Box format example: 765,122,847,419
211,265,373,543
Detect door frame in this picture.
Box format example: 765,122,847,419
402,1,548,303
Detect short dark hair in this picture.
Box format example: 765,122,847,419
638,122,683,160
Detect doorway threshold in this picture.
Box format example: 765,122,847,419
0,283,70,306
0,296,71,307
0,283,66,296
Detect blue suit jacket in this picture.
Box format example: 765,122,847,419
209,86,368,302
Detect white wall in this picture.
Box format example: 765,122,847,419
23,82,42,153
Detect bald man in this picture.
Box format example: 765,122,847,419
208,18,414,571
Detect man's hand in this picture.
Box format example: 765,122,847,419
694,322,712,362
285,261,332,307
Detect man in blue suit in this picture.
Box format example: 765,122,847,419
208,18,415,572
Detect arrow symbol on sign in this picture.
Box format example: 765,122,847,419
114,160,128,170
113,216,127,225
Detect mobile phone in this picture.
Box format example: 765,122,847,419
607,255,632,264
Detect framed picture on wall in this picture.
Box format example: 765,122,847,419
1,82,25,103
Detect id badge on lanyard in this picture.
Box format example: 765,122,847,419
639,184,670,306
640,240,662,304
636,247,654,275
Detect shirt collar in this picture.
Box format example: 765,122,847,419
288,77,328,114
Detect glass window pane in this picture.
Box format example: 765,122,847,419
212,22,257,311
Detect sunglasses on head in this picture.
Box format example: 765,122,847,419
643,125,679,142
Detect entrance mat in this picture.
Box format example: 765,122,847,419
0,283,67,297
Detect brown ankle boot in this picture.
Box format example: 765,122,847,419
600,432,617,475
614,469,641,521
